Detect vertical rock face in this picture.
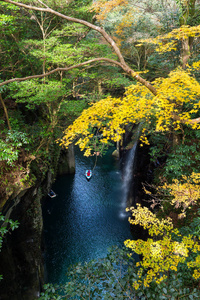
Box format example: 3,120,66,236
0,186,44,300
0,145,75,299
57,144,75,175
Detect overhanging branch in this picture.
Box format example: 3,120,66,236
1,0,200,125
0,58,124,87
2,0,157,95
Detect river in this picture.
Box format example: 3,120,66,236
43,148,133,284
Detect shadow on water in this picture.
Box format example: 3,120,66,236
43,148,133,284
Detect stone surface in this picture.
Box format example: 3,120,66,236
57,144,75,175
0,186,44,300
0,144,76,299
112,149,120,159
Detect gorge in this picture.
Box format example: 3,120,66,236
43,147,135,284
0,141,147,299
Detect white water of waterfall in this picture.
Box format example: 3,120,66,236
120,142,137,219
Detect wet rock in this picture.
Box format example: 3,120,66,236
57,144,75,175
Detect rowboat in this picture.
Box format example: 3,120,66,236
48,189,57,198
85,170,92,180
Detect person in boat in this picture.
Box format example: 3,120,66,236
87,170,91,177
48,189,56,198
49,190,55,197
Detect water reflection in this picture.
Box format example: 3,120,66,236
43,148,133,284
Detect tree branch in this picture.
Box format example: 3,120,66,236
173,113,200,124
2,0,157,95
1,0,200,125
0,58,124,87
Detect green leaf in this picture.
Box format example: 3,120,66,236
163,287,167,294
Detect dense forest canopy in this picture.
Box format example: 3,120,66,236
0,0,200,298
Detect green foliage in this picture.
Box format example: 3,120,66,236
0,139,19,164
0,14,15,27
180,209,200,237
0,213,19,280
0,0,200,298
40,246,137,300
0,130,30,165
60,0,94,21
10,80,66,109
59,99,87,120
149,132,169,160
0,2,19,30
0,2,36,79
146,51,180,79
164,143,200,180
0,213,19,251
39,244,200,299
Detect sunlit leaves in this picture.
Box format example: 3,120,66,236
60,96,122,155
124,204,200,288
162,172,200,218
139,25,200,53
0,131,30,165
153,67,200,131
124,169,200,288
0,14,15,26
126,204,174,236
61,67,200,155
9,79,67,109
22,27,107,67
92,0,180,65
92,0,128,21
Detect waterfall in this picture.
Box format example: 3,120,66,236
119,142,137,218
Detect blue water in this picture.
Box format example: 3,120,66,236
43,148,133,284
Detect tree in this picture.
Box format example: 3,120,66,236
0,0,200,297
60,65,200,157
1,0,200,124
92,0,180,70
93,0,200,69
0,0,158,93
125,203,200,290
177,0,197,68
0,1,200,168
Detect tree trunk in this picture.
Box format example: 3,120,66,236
179,0,196,68
0,93,12,131
98,80,102,95
181,38,190,69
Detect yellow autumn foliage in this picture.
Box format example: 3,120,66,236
91,0,128,20
139,25,200,53
162,172,200,218
60,67,200,155
126,204,174,236
124,204,200,288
